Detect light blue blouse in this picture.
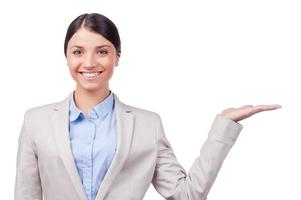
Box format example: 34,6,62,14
69,91,117,200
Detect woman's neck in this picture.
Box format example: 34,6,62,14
73,86,110,117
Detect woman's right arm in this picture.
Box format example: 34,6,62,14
14,111,42,200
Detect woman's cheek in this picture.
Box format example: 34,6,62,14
67,67,78,81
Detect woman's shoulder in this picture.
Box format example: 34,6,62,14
117,100,162,123
23,94,70,118
114,93,162,121
23,102,61,120
25,102,58,113
126,103,159,116
120,104,164,129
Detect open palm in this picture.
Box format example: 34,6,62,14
221,104,282,122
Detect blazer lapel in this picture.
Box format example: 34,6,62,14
95,93,135,200
51,93,88,200
50,92,135,200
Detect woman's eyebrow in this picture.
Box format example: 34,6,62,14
70,45,111,49
70,45,83,49
96,45,111,48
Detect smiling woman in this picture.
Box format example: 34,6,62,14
64,14,121,117
14,13,281,200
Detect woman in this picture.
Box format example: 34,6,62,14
14,13,281,200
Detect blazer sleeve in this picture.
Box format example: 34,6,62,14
152,114,243,200
14,111,42,200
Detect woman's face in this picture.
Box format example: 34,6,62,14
66,27,119,93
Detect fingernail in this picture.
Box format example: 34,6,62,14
275,104,282,109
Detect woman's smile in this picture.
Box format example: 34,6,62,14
80,71,103,80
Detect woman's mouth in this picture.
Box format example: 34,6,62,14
80,71,103,79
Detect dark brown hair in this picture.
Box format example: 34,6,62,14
64,13,121,57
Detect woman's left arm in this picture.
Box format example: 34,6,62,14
152,104,281,200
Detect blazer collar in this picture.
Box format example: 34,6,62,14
51,92,135,200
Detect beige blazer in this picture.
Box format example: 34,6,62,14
14,92,242,200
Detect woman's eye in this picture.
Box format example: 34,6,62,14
72,50,82,55
98,50,108,55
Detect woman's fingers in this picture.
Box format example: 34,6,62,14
221,104,282,122
239,105,253,109
251,104,282,114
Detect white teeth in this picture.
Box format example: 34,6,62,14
81,72,101,78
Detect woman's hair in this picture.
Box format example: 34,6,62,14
64,13,121,57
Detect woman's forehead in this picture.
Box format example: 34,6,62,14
68,27,113,47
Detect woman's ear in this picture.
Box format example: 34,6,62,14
115,53,120,67
66,51,70,66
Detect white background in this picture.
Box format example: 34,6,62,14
1,0,300,199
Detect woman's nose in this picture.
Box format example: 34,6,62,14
83,54,97,68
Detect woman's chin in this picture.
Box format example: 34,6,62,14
77,84,101,92
76,83,107,93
